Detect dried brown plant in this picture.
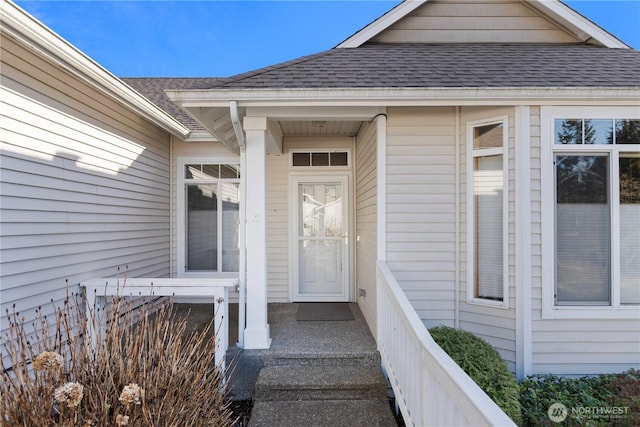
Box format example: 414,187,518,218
1,280,232,426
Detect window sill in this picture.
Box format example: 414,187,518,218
178,271,239,279
542,305,640,320
467,298,509,310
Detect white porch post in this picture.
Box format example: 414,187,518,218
242,116,271,349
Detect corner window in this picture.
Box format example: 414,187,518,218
468,119,508,305
179,160,240,274
543,112,640,315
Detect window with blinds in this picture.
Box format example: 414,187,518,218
552,118,640,306
468,120,508,304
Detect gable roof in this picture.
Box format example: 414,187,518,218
337,0,629,49
127,0,639,147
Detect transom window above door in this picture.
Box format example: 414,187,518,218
178,159,240,275
290,150,350,168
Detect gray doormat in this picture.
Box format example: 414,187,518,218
296,303,354,321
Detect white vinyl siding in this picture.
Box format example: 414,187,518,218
266,147,290,302
385,107,457,327
371,0,581,44
1,37,172,362
355,119,378,332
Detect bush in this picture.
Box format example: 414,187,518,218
520,370,640,427
429,326,522,424
604,369,640,425
1,285,232,426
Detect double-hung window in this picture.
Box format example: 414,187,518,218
467,118,509,306
178,159,240,275
542,107,640,317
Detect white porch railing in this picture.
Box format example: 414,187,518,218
81,278,238,369
377,261,516,427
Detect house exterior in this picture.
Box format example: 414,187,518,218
2,0,639,380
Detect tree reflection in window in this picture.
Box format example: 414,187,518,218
614,120,640,144
556,155,608,203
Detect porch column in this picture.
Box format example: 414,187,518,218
242,116,271,349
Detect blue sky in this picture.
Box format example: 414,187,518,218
14,0,640,78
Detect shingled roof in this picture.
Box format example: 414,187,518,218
122,44,640,132
207,43,640,89
122,78,224,132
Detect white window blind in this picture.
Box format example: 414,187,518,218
474,155,504,300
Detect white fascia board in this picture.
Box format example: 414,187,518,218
336,0,428,48
166,87,640,108
1,0,190,138
529,0,629,48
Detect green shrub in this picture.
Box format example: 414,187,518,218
520,370,640,427
429,326,522,424
1,286,232,426
519,374,610,426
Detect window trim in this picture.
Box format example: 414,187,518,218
541,106,640,319
466,116,510,308
177,156,240,278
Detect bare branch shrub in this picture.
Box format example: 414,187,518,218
1,283,232,426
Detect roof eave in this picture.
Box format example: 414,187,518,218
336,0,427,48
1,0,191,138
165,87,640,107
528,1,630,49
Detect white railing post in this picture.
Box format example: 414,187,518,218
213,289,229,370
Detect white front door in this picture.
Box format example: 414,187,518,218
291,175,350,301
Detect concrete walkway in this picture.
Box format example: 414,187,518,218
173,302,399,426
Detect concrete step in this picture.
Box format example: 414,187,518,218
225,346,382,400
254,365,388,401
248,399,398,427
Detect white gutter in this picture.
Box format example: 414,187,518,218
1,0,190,138
167,87,640,107
230,101,247,348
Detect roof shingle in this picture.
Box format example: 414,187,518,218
208,44,640,89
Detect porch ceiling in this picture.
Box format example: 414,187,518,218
176,101,378,152
279,120,363,137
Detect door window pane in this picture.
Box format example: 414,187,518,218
323,185,342,237
300,184,318,237
330,152,348,166
186,184,217,271
620,156,640,304
474,155,504,301
312,152,329,166
293,153,311,167
555,155,610,304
